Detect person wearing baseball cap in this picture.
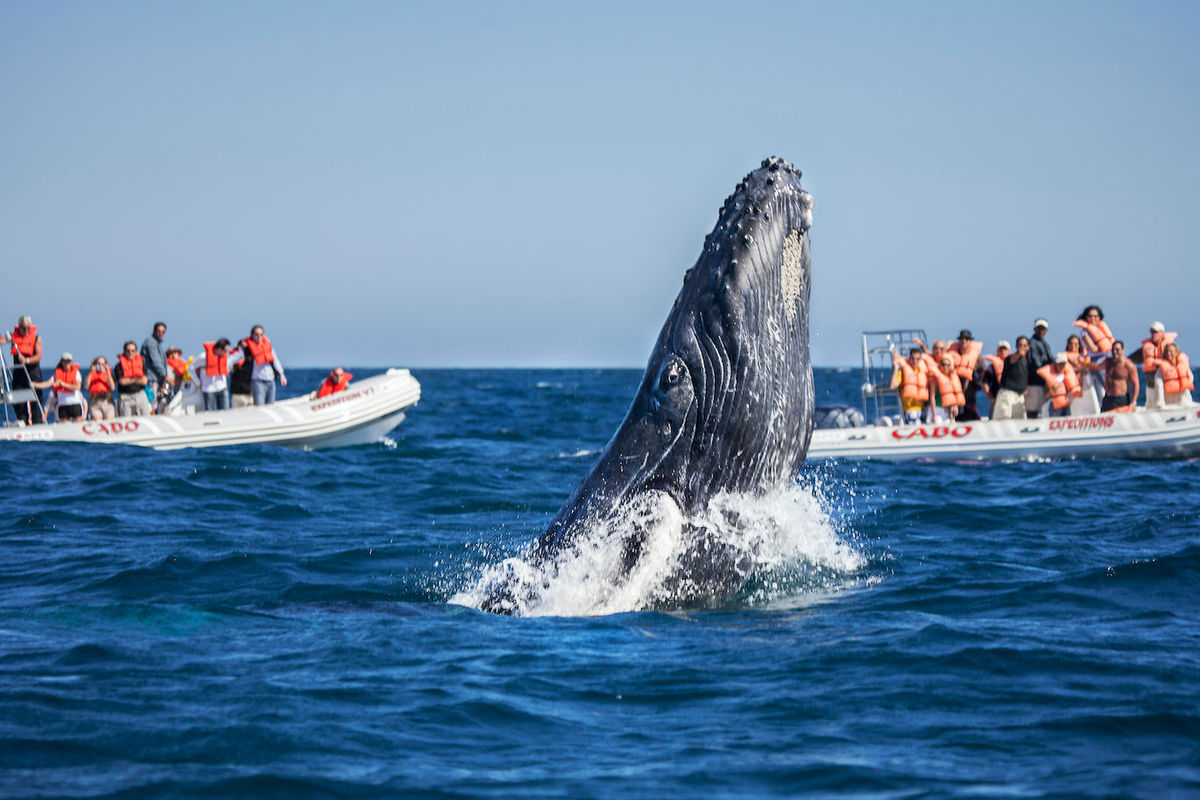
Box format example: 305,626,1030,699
1026,318,1054,418
1141,321,1177,409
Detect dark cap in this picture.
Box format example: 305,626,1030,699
958,329,973,340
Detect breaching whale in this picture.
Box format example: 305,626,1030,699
483,157,815,614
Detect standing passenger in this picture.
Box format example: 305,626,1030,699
1087,340,1139,413
1147,342,1193,407
992,337,1031,421
114,341,152,416
981,340,1011,408
87,357,116,420
1140,321,1176,410
1073,305,1114,357
889,348,928,425
242,325,287,405
1036,354,1082,418
199,338,240,411
2,315,45,424
140,322,168,401
49,353,85,422
1026,319,1054,419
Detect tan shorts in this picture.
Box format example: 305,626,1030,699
90,397,116,420
232,393,254,409
992,389,1026,420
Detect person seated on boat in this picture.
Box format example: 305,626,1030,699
980,340,1011,408
929,355,965,423
889,347,928,425
1139,321,1177,409
1036,353,1082,418
1026,319,1054,419
1084,340,1139,413
241,325,287,405
1073,305,1114,358
199,338,241,411
992,337,1031,421
1145,342,1193,407
317,367,354,398
1,315,45,424
156,347,191,413
86,356,116,420
114,340,152,417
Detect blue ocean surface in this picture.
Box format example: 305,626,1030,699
1,367,1198,799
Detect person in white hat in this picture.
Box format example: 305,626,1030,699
1140,321,1177,410
30,353,85,422
1026,319,1054,418
981,340,1011,408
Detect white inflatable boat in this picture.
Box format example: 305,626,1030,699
807,329,1199,462
0,368,421,450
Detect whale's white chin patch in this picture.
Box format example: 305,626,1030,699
780,229,806,323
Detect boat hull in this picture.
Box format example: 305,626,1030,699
0,369,420,450
807,406,1200,462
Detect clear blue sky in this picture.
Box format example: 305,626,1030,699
2,1,1197,367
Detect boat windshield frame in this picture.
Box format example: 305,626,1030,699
860,328,929,425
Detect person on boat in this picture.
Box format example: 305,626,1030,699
139,321,168,401
317,367,354,398
1073,305,1114,357
241,325,287,405
1146,342,1193,407
199,338,241,411
913,337,956,374
86,356,116,420
992,337,1031,421
1085,340,1139,413
43,353,85,422
230,351,254,408
930,355,964,422
981,340,1011,409
1036,353,1082,418
948,330,983,384
1063,335,1101,416
889,347,929,425
1026,319,1054,419
1139,321,1177,410
156,347,191,413
113,340,151,417
1,315,45,424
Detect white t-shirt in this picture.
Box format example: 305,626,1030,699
54,366,84,407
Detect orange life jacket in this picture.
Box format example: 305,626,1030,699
88,366,113,395
317,370,353,398
244,335,276,366
54,363,80,394
896,360,930,403
118,353,145,379
1140,333,1178,372
9,325,38,358
1155,353,1194,395
167,356,189,378
1036,363,1082,409
1063,350,1086,370
931,369,965,408
948,340,982,381
982,354,1005,378
1073,319,1114,353
203,342,228,377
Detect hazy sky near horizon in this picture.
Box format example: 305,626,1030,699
2,1,1197,368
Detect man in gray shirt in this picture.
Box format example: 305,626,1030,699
1026,318,1054,418
140,321,167,400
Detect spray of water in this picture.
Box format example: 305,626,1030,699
450,481,865,617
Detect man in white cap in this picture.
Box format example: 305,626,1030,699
1141,321,1176,410
1026,319,1054,418
982,340,1011,409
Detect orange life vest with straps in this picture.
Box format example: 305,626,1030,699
931,369,965,408
1141,333,1177,372
1073,319,1114,353
1064,351,1086,370
1036,363,1082,409
203,342,228,377
948,340,982,381
1153,353,1194,395
54,363,80,390
317,370,353,398
10,325,38,358
244,335,276,366
118,353,144,379
896,360,930,403
167,356,189,378
88,366,113,395
982,354,1005,378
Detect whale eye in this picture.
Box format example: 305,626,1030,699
659,359,685,391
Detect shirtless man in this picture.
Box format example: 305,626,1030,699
1090,340,1140,412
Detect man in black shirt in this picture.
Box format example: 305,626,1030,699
993,337,1031,420
1026,318,1054,418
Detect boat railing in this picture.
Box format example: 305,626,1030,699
0,348,47,427
859,329,928,425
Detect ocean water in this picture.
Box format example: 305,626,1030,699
1,367,1198,799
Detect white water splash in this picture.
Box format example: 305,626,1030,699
450,483,864,617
